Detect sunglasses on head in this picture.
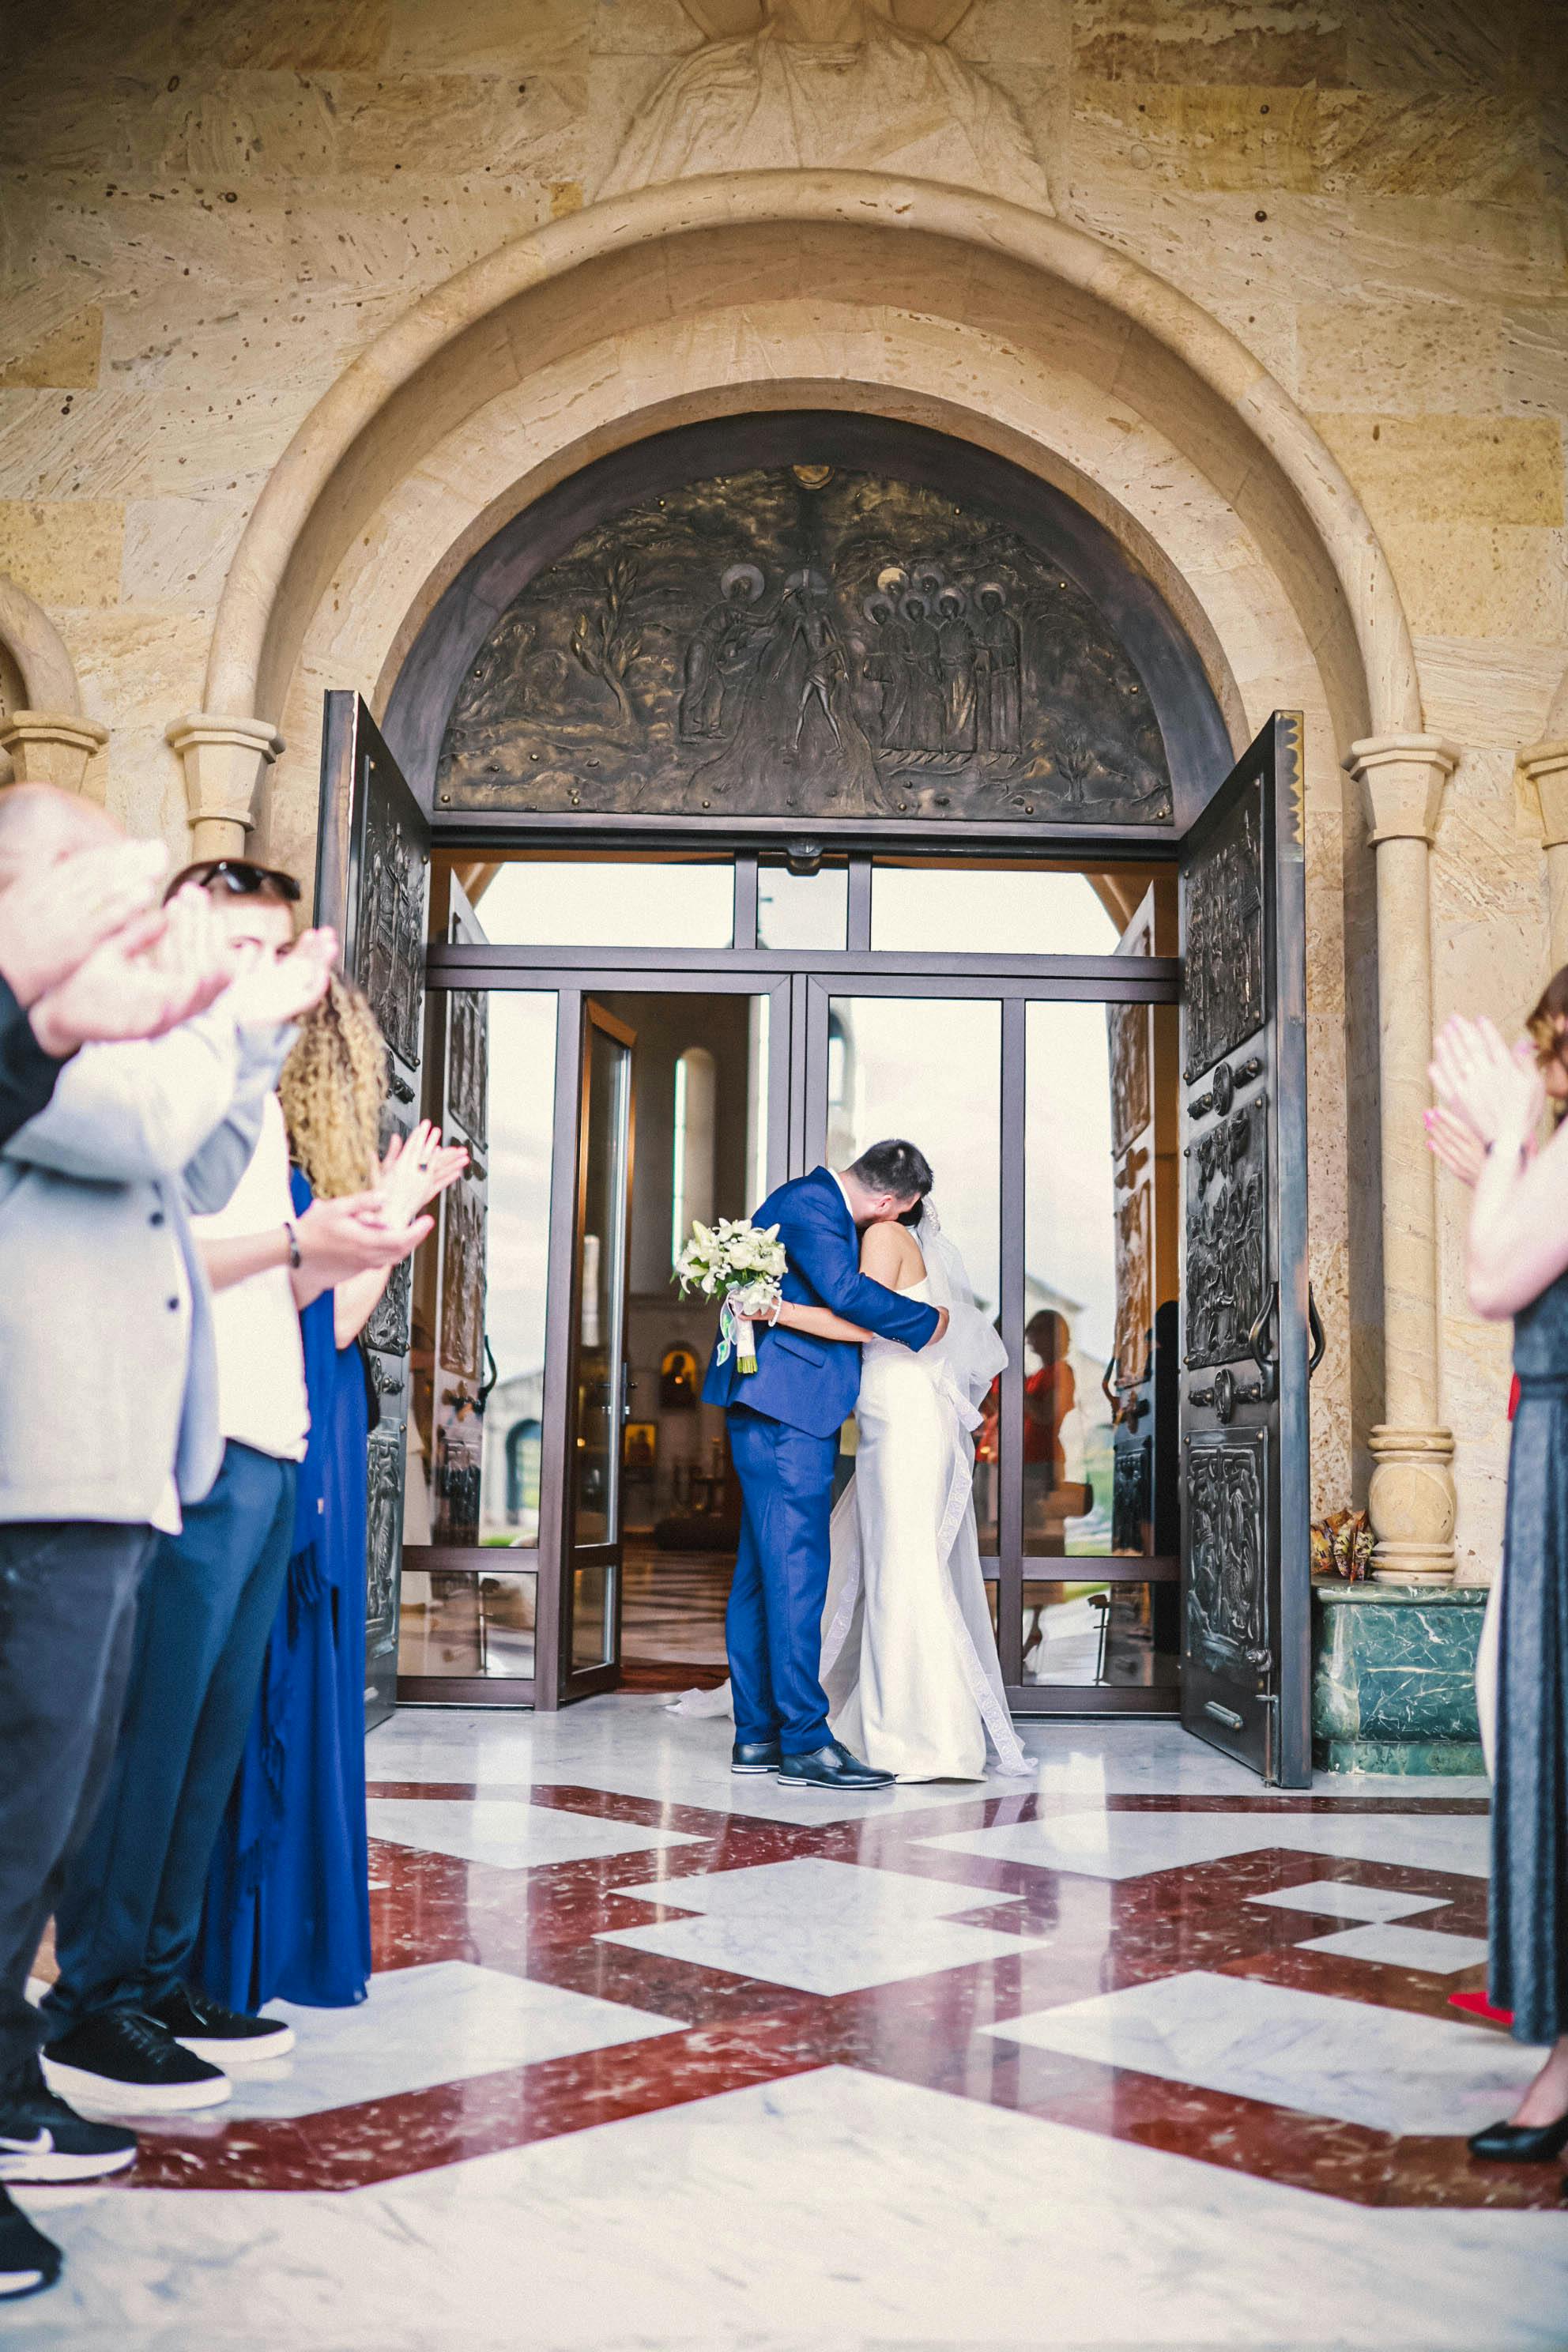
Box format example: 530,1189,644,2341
168,858,301,904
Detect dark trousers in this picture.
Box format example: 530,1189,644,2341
725,1404,838,1754
45,1443,296,2031
0,1521,153,2087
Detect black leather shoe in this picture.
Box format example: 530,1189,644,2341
731,1738,782,1776
777,1741,896,1790
1468,2113,1568,2163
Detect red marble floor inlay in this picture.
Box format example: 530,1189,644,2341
112,1773,1560,2213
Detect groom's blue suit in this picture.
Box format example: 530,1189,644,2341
703,1167,940,1753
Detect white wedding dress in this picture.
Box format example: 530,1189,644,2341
671,1207,1033,1782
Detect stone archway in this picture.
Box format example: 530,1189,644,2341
172,167,1464,1571
183,171,1423,850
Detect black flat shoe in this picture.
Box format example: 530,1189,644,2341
731,1738,782,1776
778,1741,896,1790
1468,2113,1568,2163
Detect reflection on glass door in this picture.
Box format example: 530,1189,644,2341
1020,996,1178,1695
563,1001,635,1687
823,994,1001,1555
399,988,556,1690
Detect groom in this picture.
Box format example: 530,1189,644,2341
704,1140,947,1789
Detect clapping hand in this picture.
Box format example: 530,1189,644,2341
1429,1015,1544,1150
223,925,338,1028
374,1120,469,1229
0,835,170,1006
27,884,236,1057
1423,1104,1489,1189
295,1191,435,1287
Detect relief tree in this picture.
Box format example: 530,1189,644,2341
571,558,643,728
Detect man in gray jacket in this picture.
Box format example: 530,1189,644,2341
0,788,334,2302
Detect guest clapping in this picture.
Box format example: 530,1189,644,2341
1430,1002,1568,2162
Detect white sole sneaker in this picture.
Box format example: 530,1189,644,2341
174,2020,294,2066
41,2056,231,2116
0,2142,137,2184
0,2267,47,2300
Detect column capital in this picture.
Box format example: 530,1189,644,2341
1517,737,1568,848
164,711,284,858
0,709,109,794
1344,733,1461,846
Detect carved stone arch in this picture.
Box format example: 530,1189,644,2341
0,570,107,793
195,171,1420,859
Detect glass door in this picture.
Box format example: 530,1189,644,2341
556,999,636,1699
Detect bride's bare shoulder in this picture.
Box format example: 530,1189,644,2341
860,1219,923,1287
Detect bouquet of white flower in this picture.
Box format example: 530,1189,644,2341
673,1216,788,1376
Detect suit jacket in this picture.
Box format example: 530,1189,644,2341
0,974,64,1148
703,1166,940,1438
0,1004,292,1525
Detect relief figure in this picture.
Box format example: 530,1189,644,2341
936,586,977,756
974,585,1023,755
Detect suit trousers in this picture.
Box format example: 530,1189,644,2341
725,1404,839,1753
45,1442,296,2030
0,1521,153,2086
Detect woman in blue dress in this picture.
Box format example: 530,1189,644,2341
196,978,463,2012
1431,995,1568,2162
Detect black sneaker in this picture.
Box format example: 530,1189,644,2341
0,2063,137,2180
43,2011,230,2115
146,1984,295,2067
0,2185,60,2301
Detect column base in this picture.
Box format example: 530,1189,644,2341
1366,1424,1457,1581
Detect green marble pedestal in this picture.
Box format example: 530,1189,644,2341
1312,1579,1488,1775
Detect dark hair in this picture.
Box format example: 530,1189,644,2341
847,1138,933,1204
165,858,300,906
1528,966,1568,1124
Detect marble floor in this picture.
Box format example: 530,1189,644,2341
12,1699,1564,2350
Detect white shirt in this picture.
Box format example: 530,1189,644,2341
191,1092,309,1462
831,1168,857,1227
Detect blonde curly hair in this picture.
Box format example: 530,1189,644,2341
280,973,389,1198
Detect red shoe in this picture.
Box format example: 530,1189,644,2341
1449,1990,1514,2026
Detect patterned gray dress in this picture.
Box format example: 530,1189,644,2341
1494,1265,1568,2044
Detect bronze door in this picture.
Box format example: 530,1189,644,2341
1178,714,1313,1786
315,692,430,1728
554,998,637,1700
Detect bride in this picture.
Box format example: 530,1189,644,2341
677,1198,1032,1781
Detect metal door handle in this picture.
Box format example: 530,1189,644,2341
1247,1284,1279,1404
1307,1285,1325,1377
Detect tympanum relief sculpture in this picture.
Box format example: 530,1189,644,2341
439,468,1172,829
601,1,1052,213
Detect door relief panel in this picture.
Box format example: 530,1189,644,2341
1184,1429,1268,1678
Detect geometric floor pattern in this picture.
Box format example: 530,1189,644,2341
11,1697,1562,2349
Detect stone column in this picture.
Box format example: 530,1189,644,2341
1346,733,1461,1581
164,713,284,859
0,710,109,794
1518,738,1568,972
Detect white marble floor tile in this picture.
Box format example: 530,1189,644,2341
220,1960,681,2122
364,1796,703,1871
985,1969,1545,2135
1246,1879,1449,1924
921,1807,1491,1883
20,2067,1568,2349
1298,1923,1491,1974
598,1855,1042,1995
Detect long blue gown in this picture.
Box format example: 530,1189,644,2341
1494,1263,1568,2045
194,1168,373,2011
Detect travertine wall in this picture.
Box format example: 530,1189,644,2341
2,0,1563,1568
